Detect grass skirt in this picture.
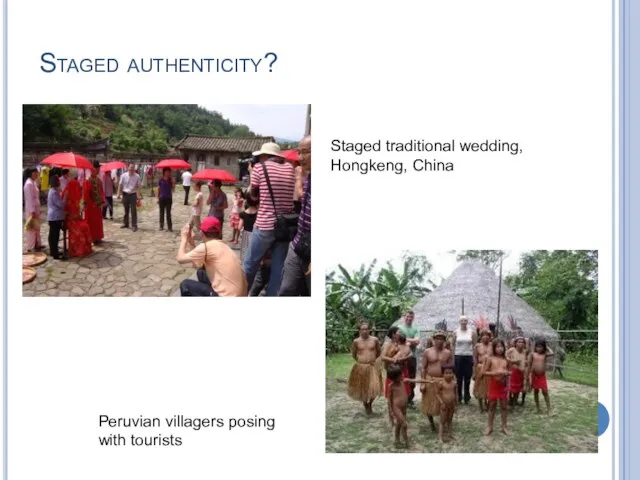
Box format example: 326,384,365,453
347,362,383,402
420,376,442,416
473,364,488,399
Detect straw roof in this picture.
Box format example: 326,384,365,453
403,260,558,341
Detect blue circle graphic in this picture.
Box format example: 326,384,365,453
598,403,610,436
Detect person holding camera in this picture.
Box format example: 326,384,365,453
176,217,247,297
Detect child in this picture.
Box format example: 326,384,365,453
189,181,204,232
506,337,528,407
385,334,412,402
392,333,413,366
483,338,510,435
526,340,554,414
230,188,244,244
435,364,457,442
387,364,409,448
238,195,258,263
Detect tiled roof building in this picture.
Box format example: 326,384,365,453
173,135,275,179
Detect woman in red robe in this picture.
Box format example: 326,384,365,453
83,164,105,243
62,177,93,258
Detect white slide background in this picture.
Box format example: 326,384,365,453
5,1,613,479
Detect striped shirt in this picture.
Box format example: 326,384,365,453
252,159,295,231
292,174,310,248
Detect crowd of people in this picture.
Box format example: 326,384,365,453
22,136,312,297
175,137,311,297
23,165,103,259
347,312,555,447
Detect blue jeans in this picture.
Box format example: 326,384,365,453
242,227,288,296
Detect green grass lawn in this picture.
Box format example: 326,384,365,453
326,353,598,453
557,356,598,387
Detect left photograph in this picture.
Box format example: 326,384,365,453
22,104,312,297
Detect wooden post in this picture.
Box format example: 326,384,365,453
305,104,311,135
496,254,503,337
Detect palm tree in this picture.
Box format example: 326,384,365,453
325,256,435,352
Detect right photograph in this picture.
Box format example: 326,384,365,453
325,250,598,453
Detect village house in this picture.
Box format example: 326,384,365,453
23,137,176,169
173,135,275,180
23,138,111,168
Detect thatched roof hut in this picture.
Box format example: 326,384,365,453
401,260,559,342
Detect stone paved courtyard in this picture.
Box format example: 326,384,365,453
23,188,238,297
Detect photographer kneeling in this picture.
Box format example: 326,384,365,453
176,217,248,297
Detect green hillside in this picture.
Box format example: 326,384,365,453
23,104,257,154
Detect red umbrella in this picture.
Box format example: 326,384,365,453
100,161,127,172
154,159,192,170
281,149,299,161
191,169,238,183
41,152,95,170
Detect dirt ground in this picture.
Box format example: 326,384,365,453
326,377,598,453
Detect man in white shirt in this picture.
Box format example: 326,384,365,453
117,164,142,232
181,168,192,205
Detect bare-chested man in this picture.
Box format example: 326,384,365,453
348,322,383,415
420,331,453,432
473,329,493,412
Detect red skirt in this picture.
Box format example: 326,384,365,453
84,204,104,242
488,376,508,401
384,367,411,398
531,372,548,391
66,219,93,258
509,368,525,393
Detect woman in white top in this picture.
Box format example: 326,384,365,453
452,315,477,404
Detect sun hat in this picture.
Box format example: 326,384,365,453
432,331,447,340
252,142,283,158
200,217,222,234
459,315,468,321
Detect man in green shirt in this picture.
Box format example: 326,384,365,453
398,310,420,405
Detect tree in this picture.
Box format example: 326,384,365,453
454,250,507,270
229,125,252,137
504,250,598,352
23,104,258,152
325,254,435,353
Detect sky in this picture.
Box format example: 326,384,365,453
329,250,525,285
201,104,307,141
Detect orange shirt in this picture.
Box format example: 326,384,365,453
185,240,247,296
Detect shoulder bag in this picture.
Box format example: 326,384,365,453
262,162,298,242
